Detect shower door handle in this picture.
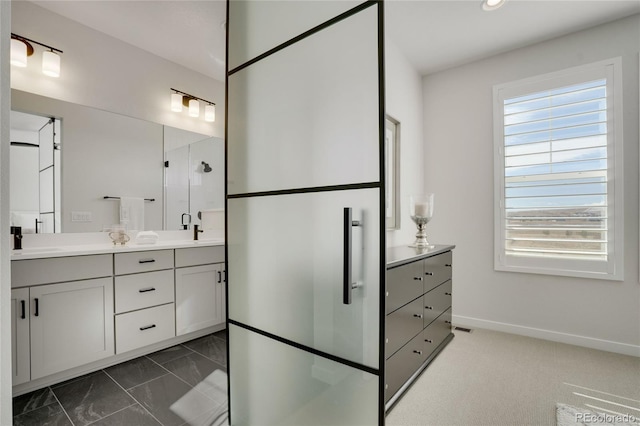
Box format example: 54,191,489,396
343,207,362,305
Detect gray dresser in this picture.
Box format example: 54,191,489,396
385,244,455,409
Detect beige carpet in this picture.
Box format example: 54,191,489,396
386,328,640,426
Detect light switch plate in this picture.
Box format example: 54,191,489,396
71,211,92,222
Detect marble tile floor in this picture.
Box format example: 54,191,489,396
12,331,229,426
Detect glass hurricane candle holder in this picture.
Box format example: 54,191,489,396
409,194,434,249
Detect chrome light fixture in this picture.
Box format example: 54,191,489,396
11,33,63,77
170,88,216,122
482,0,506,11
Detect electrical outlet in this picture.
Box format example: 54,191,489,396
71,211,92,222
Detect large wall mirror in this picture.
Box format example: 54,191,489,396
11,89,224,233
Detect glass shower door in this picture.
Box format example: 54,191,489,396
227,2,385,424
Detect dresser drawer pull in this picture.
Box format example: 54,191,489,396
138,259,156,264
425,339,433,343
413,314,423,319
138,287,156,293
34,298,39,317
217,271,222,283
139,324,156,331
425,272,433,276
445,292,452,296
223,270,227,282
21,300,26,319
413,350,423,355
445,264,452,267
413,277,423,281
425,305,433,310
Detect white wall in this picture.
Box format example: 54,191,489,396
0,1,11,422
385,39,425,248
10,1,225,138
423,15,640,355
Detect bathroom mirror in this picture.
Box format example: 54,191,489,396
11,89,220,233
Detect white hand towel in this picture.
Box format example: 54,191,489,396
135,230,159,244
120,197,145,231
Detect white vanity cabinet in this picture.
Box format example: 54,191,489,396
11,254,115,381
114,251,176,354
11,288,30,386
175,246,226,335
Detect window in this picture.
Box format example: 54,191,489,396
493,58,623,280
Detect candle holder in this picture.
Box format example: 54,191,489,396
409,194,434,249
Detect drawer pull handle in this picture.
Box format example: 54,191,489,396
138,259,156,264
425,339,433,343
445,292,452,296
139,287,156,293
413,314,423,319
413,350,423,355
413,277,423,281
445,320,452,324
223,270,227,282
34,298,39,317
20,300,26,319
445,264,452,267
425,306,433,310
217,271,222,283
140,324,156,331
425,272,433,276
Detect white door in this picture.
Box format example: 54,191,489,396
175,263,225,335
227,2,386,424
30,278,114,379
11,288,30,385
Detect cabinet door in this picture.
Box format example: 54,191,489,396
175,263,224,335
11,288,30,386
30,278,114,380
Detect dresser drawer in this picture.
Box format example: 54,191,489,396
386,297,424,359
11,254,113,288
423,308,452,352
115,270,174,314
423,279,452,328
386,261,424,314
385,332,425,402
175,246,224,268
423,251,452,292
115,250,174,275
115,303,175,354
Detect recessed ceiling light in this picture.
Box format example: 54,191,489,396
482,0,506,11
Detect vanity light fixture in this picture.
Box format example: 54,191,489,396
482,0,506,11
170,88,216,122
10,33,63,77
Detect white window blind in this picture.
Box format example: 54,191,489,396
504,79,608,260
494,59,623,280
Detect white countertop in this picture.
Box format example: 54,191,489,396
11,234,224,260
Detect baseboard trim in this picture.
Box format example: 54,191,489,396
452,315,640,357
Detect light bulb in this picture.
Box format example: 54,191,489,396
189,99,200,117
11,39,28,67
482,0,506,11
204,104,216,122
171,93,183,112
42,50,60,77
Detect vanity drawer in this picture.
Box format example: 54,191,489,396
423,251,452,292
115,270,174,314
386,261,424,314
175,246,225,268
423,279,452,328
115,303,175,354
386,297,424,359
115,250,174,275
385,331,425,402
11,254,113,288
423,308,452,352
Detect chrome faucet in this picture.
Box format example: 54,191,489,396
193,224,204,241
11,226,22,250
